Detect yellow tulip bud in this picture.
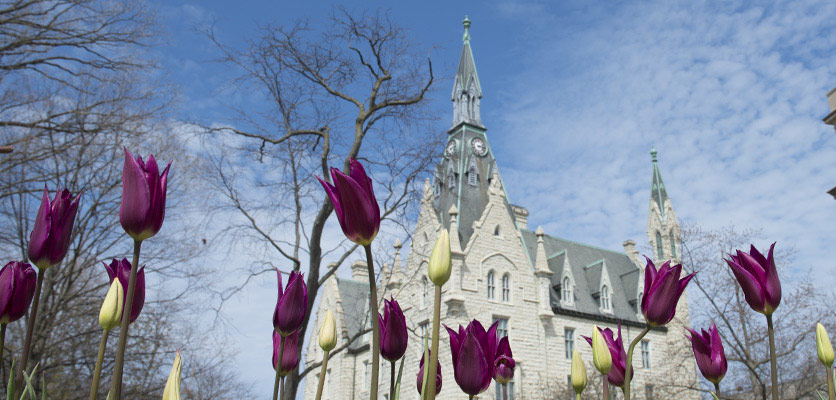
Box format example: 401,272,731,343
162,350,182,400
98,279,124,331
571,349,587,394
818,323,834,367
428,229,451,286
592,325,612,375
319,309,337,352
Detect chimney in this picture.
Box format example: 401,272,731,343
622,240,640,266
351,260,369,282
511,204,529,229
825,86,836,132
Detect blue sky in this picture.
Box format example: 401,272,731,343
156,0,836,396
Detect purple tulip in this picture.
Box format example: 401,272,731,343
103,258,145,323
493,336,515,384
725,243,781,315
272,330,300,376
379,296,407,362
0,261,36,324
685,322,727,384
582,324,633,388
417,350,442,395
272,269,308,336
641,257,695,327
316,158,380,246
120,148,171,241
445,320,498,396
28,186,80,269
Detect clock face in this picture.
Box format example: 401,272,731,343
471,137,487,156
445,140,457,157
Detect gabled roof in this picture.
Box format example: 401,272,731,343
336,278,371,350
521,230,642,324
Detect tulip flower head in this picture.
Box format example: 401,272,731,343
0,261,36,324
817,323,834,368
685,322,727,384
120,149,171,241
571,349,587,395
316,158,380,246
590,325,612,375
272,330,300,376
28,186,80,269
98,279,124,331
273,269,308,336
318,309,337,352
582,324,632,388
428,229,452,286
379,297,408,362
493,336,515,385
725,243,781,315
445,320,498,396
162,350,181,400
103,258,145,323
417,350,443,396
641,257,695,327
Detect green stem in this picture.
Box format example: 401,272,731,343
273,335,286,400
108,239,142,398
714,381,721,399
17,267,44,394
603,378,609,400
0,323,6,382
827,364,834,400
576,394,581,400
426,286,442,400
766,314,778,400
389,360,395,400
623,326,652,400
280,376,285,400
503,383,507,400
89,329,110,400
314,350,330,400
364,245,380,400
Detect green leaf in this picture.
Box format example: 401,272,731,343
710,392,721,400
420,335,430,400
6,359,15,400
815,389,827,400
392,357,405,400
20,363,38,400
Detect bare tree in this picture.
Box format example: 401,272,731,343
0,0,245,397
199,7,441,398
668,224,834,399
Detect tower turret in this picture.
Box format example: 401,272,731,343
646,147,681,264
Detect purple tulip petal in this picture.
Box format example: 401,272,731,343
0,264,15,319
316,175,344,224
120,148,152,237
725,258,766,312
454,329,490,395
331,168,378,245
273,271,308,336
763,243,781,311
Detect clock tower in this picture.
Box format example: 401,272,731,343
432,16,517,248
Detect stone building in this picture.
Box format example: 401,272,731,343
304,17,700,400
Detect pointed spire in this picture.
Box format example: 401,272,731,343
452,15,483,128
650,146,669,221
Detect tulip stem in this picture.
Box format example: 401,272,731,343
828,364,835,400
89,329,110,400
17,266,44,393
108,238,142,399
315,350,329,400
576,394,581,400
426,285,442,400
364,244,381,400
623,325,651,400
714,381,721,399
766,314,778,400
389,360,395,399
503,383,508,400
273,336,286,400
0,323,6,378
280,376,285,400
603,378,609,400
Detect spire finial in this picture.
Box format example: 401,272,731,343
650,146,658,162
462,15,471,43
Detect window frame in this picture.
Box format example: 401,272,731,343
601,285,611,311
501,273,510,302
641,340,651,369
487,270,496,299
564,328,575,360
562,276,572,304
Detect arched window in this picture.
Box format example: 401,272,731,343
434,181,441,198
487,271,495,299
562,277,572,303
467,166,478,186
669,231,677,259
501,274,510,302
447,168,456,189
601,285,611,311
655,231,663,260
493,226,500,236
422,276,429,307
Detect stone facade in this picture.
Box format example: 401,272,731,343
303,17,700,400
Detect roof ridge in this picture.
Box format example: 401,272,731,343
584,259,604,269
521,229,632,258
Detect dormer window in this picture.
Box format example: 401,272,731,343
601,285,611,311
493,226,500,236
467,166,478,186
655,231,663,260
562,277,572,304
